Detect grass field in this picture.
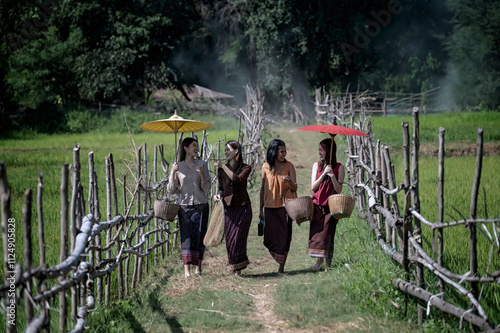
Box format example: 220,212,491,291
1,110,499,332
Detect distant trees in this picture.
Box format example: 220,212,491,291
444,0,500,108
0,0,499,122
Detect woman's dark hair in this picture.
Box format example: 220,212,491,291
179,137,198,161
227,140,243,168
318,138,337,171
266,139,286,171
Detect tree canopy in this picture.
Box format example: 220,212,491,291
1,0,498,123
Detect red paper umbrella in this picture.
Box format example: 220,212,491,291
297,123,368,164
297,124,368,137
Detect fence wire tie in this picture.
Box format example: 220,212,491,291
458,271,471,285
459,308,474,330
426,292,444,317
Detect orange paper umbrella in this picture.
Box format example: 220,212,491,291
140,110,212,158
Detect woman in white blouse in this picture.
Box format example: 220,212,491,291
168,137,211,278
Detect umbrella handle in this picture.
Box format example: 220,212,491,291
329,135,335,165
175,132,177,162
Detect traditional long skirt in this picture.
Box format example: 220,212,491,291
263,207,293,265
224,205,252,271
308,204,338,259
178,203,209,265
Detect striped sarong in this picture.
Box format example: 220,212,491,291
179,203,209,265
224,205,252,271
308,204,338,259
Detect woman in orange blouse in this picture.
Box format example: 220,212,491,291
259,139,297,275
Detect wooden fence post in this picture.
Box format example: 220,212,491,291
402,121,411,273
382,145,398,249
110,153,124,300
375,140,382,230
123,174,129,296
411,107,424,323
469,128,483,308
93,169,102,304
438,127,445,296
71,145,81,324
105,155,111,306
36,173,50,332
380,144,391,243
22,188,34,323
132,146,142,289
59,163,69,332
143,144,149,277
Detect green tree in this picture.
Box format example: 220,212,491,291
445,0,500,108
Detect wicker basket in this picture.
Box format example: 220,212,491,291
154,200,180,221
328,194,355,219
282,185,313,225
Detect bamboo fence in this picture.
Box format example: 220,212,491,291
317,91,500,331
0,104,266,332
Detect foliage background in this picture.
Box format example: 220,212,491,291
1,0,499,136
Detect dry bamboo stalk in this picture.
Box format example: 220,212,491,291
382,145,398,249
402,121,411,263
93,170,102,305
110,153,123,300
37,173,46,269
132,146,142,289
438,127,445,296
408,250,488,320
36,172,50,333
412,107,424,323
23,188,33,323
143,144,149,278
105,156,111,306
380,143,391,244
375,140,382,230
153,146,159,263
469,128,483,307
123,174,129,296
392,279,492,331
59,163,69,333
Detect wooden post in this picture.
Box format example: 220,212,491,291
469,128,483,307
438,127,445,296
123,174,129,296
382,145,399,248
93,170,102,304
375,140,382,230
110,153,123,300
105,156,111,306
402,122,411,273
381,145,391,243
71,145,81,250
153,145,159,263
22,188,33,323
37,173,46,269
71,146,81,324
132,146,142,289
59,163,69,333
37,173,50,332
411,107,424,323
143,144,149,277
